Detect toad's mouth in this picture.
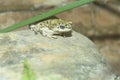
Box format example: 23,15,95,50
54,28,72,32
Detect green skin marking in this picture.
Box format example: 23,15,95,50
29,19,72,39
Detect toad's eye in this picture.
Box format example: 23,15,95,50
59,25,65,29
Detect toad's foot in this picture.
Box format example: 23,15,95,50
41,27,57,39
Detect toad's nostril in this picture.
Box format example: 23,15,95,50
59,25,65,29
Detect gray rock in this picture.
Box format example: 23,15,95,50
0,30,119,80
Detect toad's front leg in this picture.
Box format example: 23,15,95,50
41,27,57,39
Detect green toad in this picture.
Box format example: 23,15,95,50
29,19,72,39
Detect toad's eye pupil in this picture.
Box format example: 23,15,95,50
59,25,65,29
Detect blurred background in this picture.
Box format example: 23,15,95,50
0,0,120,75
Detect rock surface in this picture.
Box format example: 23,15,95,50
0,30,119,80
